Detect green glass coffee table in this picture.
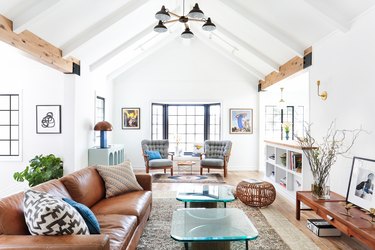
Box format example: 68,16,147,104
176,185,235,208
170,208,258,250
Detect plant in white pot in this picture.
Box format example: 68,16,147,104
297,122,362,199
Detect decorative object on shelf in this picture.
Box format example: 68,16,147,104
153,0,216,39
229,108,253,134
173,134,183,156
94,121,112,148
192,142,203,157
297,122,362,199
346,157,375,211
316,80,328,100
282,122,291,140
122,108,140,129
278,87,287,110
36,105,61,134
280,153,287,166
339,202,355,217
236,180,276,207
13,154,63,187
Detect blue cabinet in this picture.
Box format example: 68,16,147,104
88,144,125,165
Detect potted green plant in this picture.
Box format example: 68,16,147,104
13,154,63,187
282,122,291,140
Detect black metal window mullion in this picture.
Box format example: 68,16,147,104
204,104,209,141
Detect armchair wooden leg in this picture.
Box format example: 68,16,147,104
146,166,149,173
164,169,167,174
224,166,227,178
171,167,173,176
207,168,210,173
200,167,203,175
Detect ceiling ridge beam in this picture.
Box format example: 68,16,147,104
303,0,350,32
214,24,279,71
217,0,304,57
259,47,312,90
0,15,80,74
107,35,177,80
90,24,155,71
62,0,150,57
13,0,62,33
197,32,264,79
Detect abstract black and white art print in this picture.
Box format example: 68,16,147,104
36,105,61,134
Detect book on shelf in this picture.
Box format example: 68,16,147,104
289,152,302,172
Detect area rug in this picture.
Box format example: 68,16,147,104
152,173,225,183
138,198,290,250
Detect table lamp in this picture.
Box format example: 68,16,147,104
94,121,113,148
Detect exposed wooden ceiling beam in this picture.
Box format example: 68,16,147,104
197,32,264,79
0,15,79,74
214,24,279,71
62,0,150,57
13,0,62,33
90,24,155,71
303,0,350,32
259,47,312,90
217,0,305,57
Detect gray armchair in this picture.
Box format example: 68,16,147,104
200,140,232,177
141,139,173,175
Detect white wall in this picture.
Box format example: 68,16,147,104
309,8,375,196
112,38,259,170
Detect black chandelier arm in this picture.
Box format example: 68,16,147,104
163,19,180,24
187,18,205,23
168,11,181,18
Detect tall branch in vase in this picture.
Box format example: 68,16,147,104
296,122,363,199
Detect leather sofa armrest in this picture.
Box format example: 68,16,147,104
136,173,152,191
0,235,110,250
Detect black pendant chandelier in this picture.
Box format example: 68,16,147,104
153,0,216,39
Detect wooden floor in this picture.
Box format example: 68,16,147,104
146,169,370,250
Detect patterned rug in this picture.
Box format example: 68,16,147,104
138,198,290,250
152,173,225,183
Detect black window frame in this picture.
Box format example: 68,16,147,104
151,103,221,152
95,96,105,145
0,94,20,157
265,105,296,140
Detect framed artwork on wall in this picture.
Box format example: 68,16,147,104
122,108,140,129
346,157,375,211
229,108,253,134
36,105,61,134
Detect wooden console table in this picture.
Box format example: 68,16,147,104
296,191,375,249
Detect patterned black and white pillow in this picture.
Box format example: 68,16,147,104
23,190,89,235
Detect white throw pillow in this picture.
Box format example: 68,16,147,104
23,190,89,235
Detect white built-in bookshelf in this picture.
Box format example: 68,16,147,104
264,140,314,203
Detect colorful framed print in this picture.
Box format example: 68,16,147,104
346,157,375,211
229,108,253,134
36,105,61,134
122,108,140,129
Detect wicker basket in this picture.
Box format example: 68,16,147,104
236,180,276,207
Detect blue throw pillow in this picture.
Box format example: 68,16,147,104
145,150,162,160
62,198,100,234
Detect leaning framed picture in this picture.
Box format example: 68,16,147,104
36,105,61,134
229,108,253,134
346,157,375,211
122,108,140,129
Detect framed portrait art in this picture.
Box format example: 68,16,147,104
122,108,140,129
229,108,253,134
346,157,375,211
36,105,61,134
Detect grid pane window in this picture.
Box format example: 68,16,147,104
0,94,19,156
152,104,164,140
209,104,221,140
95,97,105,146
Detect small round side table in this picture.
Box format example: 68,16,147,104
236,179,276,207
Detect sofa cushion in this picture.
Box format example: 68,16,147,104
96,214,137,250
145,150,162,160
91,191,152,224
23,190,89,235
149,159,173,167
201,158,224,167
0,179,71,235
95,162,143,198
61,167,105,208
63,198,100,234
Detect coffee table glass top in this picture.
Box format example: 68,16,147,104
176,185,235,203
170,208,258,242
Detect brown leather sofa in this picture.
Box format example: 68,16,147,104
0,167,152,250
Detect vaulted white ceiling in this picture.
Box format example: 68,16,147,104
1,0,374,80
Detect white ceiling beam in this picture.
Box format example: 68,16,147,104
62,0,150,57
217,0,304,57
90,24,155,71
13,0,62,33
303,0,350,32
214,23,279,71
107,34,177,80
196,32,264,79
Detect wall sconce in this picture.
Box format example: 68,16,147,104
317,80,328,100
94,121,113,148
